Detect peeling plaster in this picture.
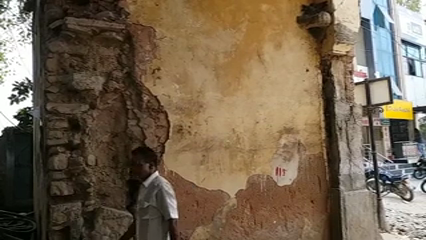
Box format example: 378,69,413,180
189,198,237,240
129,0,325,196
270,136,306,186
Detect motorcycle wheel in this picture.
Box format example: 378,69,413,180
413,169,426,179
365,178,385,193
396,184,414,202
421,180,426,193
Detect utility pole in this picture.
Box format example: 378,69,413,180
355,76,393,231
365,79,389,231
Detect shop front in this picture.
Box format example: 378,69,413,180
382,100,419,162
361,117,392,159
381,100,419,176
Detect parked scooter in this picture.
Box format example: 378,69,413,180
413,157,426,179
365,166,414,201
420,179,426,193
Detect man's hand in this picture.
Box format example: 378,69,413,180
169,219,179,240
120,222,135,240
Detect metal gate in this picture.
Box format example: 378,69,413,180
0,128,33,211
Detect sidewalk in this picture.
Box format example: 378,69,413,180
381,233,408,240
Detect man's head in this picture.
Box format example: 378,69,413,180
131,146,158,181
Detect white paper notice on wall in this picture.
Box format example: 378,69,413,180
270,136,306,186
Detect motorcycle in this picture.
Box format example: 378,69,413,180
364,166,414,202
413,158,426,179
421,179,426,193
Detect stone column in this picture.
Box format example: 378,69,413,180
321,0,382,239
36,2,168,239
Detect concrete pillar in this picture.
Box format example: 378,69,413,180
320,0,382,239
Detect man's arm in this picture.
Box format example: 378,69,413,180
168,219,179,240
157,180,179,239
120,222,135,240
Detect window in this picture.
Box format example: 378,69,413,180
373,7,386,28
410,22,423,36
401,41,423,77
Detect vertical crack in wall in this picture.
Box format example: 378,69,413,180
320,57,344,240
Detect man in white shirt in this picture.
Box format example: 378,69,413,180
121,147,179,240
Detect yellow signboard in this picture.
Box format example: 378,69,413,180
382,100,413,120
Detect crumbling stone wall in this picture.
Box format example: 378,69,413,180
40,2,168,238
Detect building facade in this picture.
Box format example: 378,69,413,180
33,0,380,239
356,0,426,176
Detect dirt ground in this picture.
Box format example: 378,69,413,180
381,179,426,240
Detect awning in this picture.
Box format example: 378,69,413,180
376,5,395,24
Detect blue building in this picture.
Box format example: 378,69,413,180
358,0,401,97
356,0,419,173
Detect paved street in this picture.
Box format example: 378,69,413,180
381,180,426,240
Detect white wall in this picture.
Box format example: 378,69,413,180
405,74,426,107
360,0,374,19
398,5,426,46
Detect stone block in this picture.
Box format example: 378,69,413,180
70,72,106,94
63,17,126,33
49,19,64,29
91,207,133,240
47,138,69,146
47,76,58,83
46,58,58,72
86,155,97,166
46,85,60,93
45,7,64,24
51,181,74,196
48,146,67,155
46,103,90,114
98,32,125,42
48,119,69,129
47,40,89,55
50,202,82,228
48,130,65,139
343,190,382,240
48,153,69,170
95,11,117,21
50,171,68,180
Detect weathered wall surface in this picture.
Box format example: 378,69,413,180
37,0,381,239
128,0,328,239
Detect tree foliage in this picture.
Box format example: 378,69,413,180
8,77,32,104
0,0,32,84
0,0,34,129
13,106,32,129
397,0,422,12
8,77,32,129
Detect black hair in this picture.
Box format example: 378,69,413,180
132,146,158,167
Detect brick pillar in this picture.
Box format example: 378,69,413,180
36,2,169,239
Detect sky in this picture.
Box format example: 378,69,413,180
0,33,32,131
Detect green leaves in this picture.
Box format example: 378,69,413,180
13,106,32,129
0,0,34,129
8,77,32,105
8,77,33,127
397,0,422,12
0,0,32,85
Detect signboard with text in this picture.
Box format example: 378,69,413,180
353,65,369,83
382,100,413,120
